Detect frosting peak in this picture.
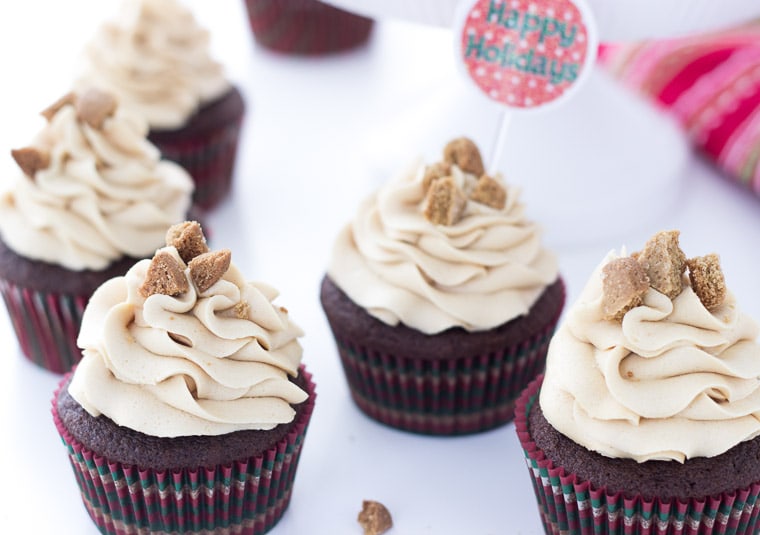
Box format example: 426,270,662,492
69,232,308,437
540,245,760,462
77,0,229,129
328,139,558,334
0,90,193,270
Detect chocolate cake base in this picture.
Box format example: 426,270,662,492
320,275,565,360
147,87,245,141
529,397,760,500
56,372,310,471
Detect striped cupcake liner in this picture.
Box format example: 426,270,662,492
333,305,562,436
515,377,760,535
149,100,244,211
243,0,374,55
52,366,316,535
0,278,86,374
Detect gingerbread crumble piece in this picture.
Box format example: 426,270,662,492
423,175,466,225
469,174,506,209
636,230,686,299
686,254,726,310
11,147,50,177
234,301,250,320
422,161,452,192
139,251,189,298
358,500,392,535
166,221,209,263
40,92,76,122
75,89,117,129
189,249,231,293
443,137,484,176
601,257,650,321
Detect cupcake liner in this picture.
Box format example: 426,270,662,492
243,0,374,55
331,286,564,435
515,376,760,535
52,366,316,535
0,278,86,374
148,89,245,211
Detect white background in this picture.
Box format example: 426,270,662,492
1,1,760,534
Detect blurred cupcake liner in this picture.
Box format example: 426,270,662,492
0,280,86,374
52,366,317,535
515,376,760,535
148,88,245,211
243,0,374,55
324,279,565,435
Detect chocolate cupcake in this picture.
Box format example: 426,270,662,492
0,89,193,373
516,231,760,534
243,0,374,55
321,138,564,435
52,222,316,534
77,0,245,209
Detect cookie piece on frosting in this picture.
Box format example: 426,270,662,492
139,251,188,297
75,89,118,128
601,257,650,321
470,174,507,210
189,249,231,292
166,220,209,263
636,230,686,299
443,137,485,176
10,147,50,177
687,254,726,310
423,175,467,225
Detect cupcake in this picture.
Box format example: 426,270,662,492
52,221,316,535
243,0,374,55
320,138,564,435
77,0,245,209
516,230,760,534
0,89,193,373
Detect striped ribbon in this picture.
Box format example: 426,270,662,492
599,22,760,197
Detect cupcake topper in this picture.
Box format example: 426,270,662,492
453,0,598,168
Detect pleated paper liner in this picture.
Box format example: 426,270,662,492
148,87,245,211
52,366,316,535
515,377,760,535
332,281,564,436
243,0,374,55
0,278,86,374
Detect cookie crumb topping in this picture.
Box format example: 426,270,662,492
358,500,393,535
139,251,189,298
601,257,650,321
636,230,686,299
443,137,484,176
11,147,50,177
189,249,231,293
423,175,467,225
686,254,726,310
40,92,76,122
470,174,507,210
75,89,118,129
166,221,209,263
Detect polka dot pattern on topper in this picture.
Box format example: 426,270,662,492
458,0,596,109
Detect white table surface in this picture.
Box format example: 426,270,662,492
2,2,760,534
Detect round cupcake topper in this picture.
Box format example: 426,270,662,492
454,0,598,111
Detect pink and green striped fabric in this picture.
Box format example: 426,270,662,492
599,23,760,197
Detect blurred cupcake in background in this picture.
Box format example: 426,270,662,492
0,89,193,373
243,0,374,55
321,137,564,435
77,0,245,210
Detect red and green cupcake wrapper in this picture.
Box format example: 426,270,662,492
515,376,760,535
243,0,374,55
332,298,564,436
0,278,86,374
148,97,245,211
52,366,317,535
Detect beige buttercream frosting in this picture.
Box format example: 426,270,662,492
540,251,760,462
327,161,558,334
69,246,307,437
77,0,229,129
0,95,192,270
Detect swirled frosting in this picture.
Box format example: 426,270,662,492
69,246,308,437
0,98,193,270
77,0,229,129
328,162,558,334
540,251,760,462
